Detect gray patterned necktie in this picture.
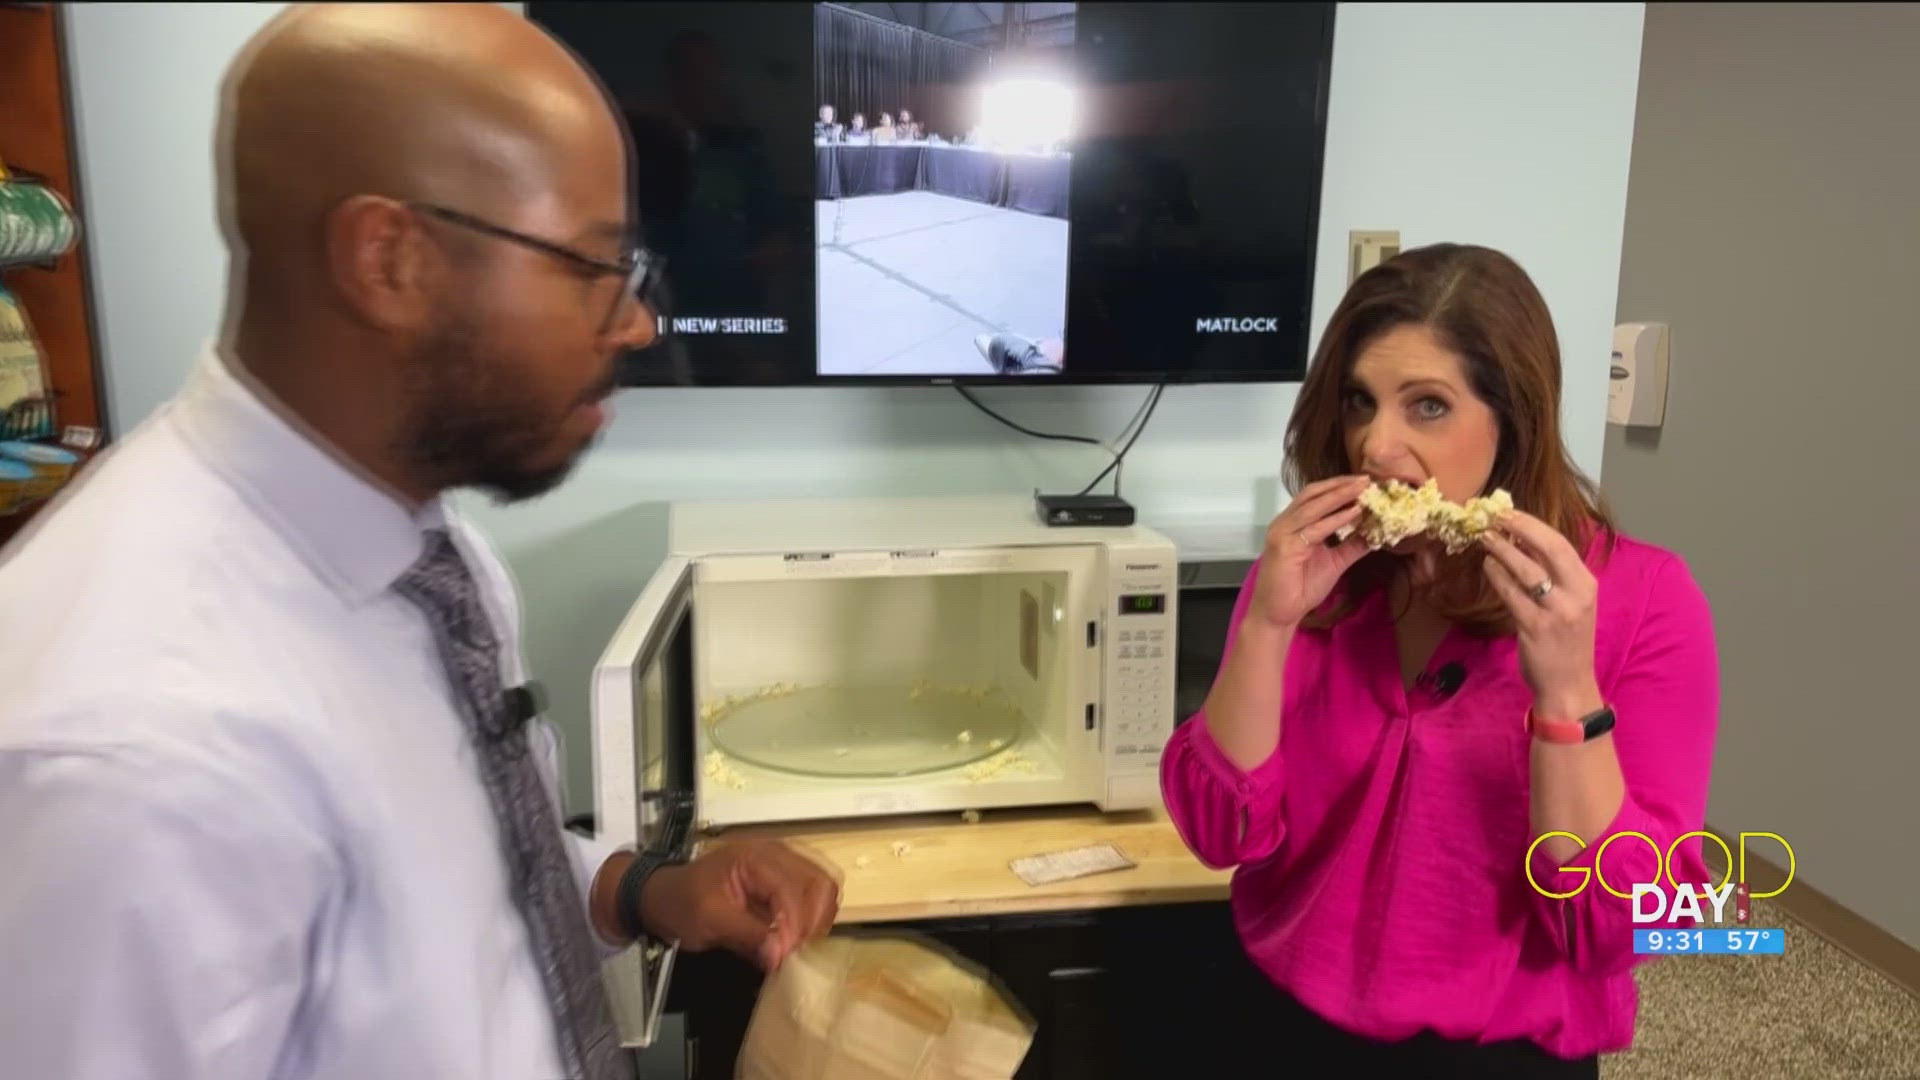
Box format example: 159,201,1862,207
395,529,631,1080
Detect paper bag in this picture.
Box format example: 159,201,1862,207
735,932,1035,1080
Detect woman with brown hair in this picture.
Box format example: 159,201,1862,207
1162,244,1719,1076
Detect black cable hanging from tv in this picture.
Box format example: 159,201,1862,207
952,382,1164,499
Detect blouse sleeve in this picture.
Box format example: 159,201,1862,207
1159,559,1290,869
1524,552,1721,975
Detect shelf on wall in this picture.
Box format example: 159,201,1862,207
0,255,64,274
0,2,105,547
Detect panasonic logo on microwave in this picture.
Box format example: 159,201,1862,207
1124,563,1163,572
782,552,831,562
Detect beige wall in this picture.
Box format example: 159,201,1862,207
1606,3,1920,949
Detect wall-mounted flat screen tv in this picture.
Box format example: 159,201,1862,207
529,1,1335,385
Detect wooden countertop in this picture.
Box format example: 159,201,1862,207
698,803,1232,924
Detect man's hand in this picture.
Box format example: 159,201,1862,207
638,839,840,970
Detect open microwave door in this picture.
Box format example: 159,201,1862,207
590,555,696,1049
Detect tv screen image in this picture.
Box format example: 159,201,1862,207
814,2,1075,378
529,1,1333,386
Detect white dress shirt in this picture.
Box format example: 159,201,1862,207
0,350,625,1080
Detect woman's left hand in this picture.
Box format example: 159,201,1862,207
1481,510,1604,717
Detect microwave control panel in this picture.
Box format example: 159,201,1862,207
1104,550,1178,772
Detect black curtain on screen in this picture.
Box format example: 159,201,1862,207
814,4,988,139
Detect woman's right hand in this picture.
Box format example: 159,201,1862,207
1252,474,1374,630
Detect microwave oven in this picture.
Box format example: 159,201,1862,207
589,495,1177,1045
591,494,1179,839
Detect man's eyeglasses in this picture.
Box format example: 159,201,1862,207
410,202,664,342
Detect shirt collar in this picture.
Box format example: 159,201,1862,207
171,347,447,604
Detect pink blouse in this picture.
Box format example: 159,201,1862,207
1160,532,1718,1059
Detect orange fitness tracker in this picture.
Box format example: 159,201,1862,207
1526,705,1616,744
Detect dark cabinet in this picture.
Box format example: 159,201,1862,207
652,900,1267,1079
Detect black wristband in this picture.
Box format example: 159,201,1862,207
614,848,685,943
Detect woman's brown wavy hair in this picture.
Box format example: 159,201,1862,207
1284,243,1615,637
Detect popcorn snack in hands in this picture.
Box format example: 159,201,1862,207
1336,478,1514,553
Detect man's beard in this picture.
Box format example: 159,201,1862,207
397,311,601,505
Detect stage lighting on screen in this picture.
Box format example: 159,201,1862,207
980,77,1076,150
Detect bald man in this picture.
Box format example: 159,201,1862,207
0,5,836,1079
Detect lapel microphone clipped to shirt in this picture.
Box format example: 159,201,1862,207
1413,662,1468,703
499,681,546,735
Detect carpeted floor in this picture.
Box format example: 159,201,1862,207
1603,899,1920,1079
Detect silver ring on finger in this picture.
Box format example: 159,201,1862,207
1530,578,1554,602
